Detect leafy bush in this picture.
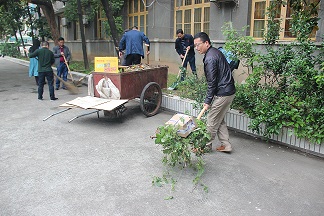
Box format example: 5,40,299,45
177,74,207,105
221,1,324,144
0,42,20,57
153,119,211,195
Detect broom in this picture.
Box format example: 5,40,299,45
167,49,189,90
63,55,76,85
53,72,79,94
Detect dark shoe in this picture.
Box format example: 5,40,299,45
50,97,58,101
55,87,59,90
38,98,43,101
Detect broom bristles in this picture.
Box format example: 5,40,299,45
53,73,79,94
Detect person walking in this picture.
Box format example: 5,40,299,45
28,38,41,86
193,32,236,152
25,41,57,101
53,37,71,90
118,26,150,66
175,29,197,80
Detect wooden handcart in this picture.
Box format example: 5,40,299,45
43,66,168,122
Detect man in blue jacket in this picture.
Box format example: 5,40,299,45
175,29,197,80
118,26,150,66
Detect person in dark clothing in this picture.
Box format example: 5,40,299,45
118,26,150,66
175,29,197,80
28,38,41,85
53,37,71,90
193,32,235,152
25,41,57,101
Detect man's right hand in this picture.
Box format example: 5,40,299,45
203,103,210,110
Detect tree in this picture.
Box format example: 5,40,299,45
76,0,89,69
100,0,124,55
63,0,124,67
64,0,101,69
29,0,60,43
0,0,29,56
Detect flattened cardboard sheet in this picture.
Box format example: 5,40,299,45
61,96,128,111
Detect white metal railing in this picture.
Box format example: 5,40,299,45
161,94,323,156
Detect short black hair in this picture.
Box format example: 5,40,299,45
58,37,64,41
194,32,211,44
41,41,49,47
176,29,184,35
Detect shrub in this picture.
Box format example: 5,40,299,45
221,1,323,144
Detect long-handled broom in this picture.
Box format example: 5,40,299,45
53,72,79,94
63,55,76,85
167,49,189,90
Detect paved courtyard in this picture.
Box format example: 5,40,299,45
1,57,324,216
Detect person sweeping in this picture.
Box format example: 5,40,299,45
193,32,236,152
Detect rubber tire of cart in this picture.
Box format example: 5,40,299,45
140,82,162,117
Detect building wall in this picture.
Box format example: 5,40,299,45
56,0,323,80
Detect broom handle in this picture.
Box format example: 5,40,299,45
197,106,207,120
145,44,150,64
176,49,189,79
63,54,74,82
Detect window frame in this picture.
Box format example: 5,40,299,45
250,0,319,41
97,9,109,40
128,0,148,34
174,0,210,37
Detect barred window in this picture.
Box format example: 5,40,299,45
97,9,109,39
251,0,319,40
128,0,148,34
175,0,210,36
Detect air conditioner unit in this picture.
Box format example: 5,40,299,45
82,15,89,25
210,0,239,8
210,0,236,2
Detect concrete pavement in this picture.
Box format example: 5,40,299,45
1,57,324,216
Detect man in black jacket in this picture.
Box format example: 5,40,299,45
194,32,235,152
175,29,197,80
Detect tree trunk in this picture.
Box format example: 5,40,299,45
18,27,27,57
37,6,45,41
77,0,89,69
100,0,120,55
30,0,60,43
26,1,34,39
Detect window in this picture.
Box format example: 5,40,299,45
97,9,109,39
128,0,148,34
175,0,210,36
75,21,81,40
59,17,67,40
251,0,319,40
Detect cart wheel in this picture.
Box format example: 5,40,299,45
140,82,162,117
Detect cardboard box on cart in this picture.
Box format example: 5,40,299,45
165,113,197,138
